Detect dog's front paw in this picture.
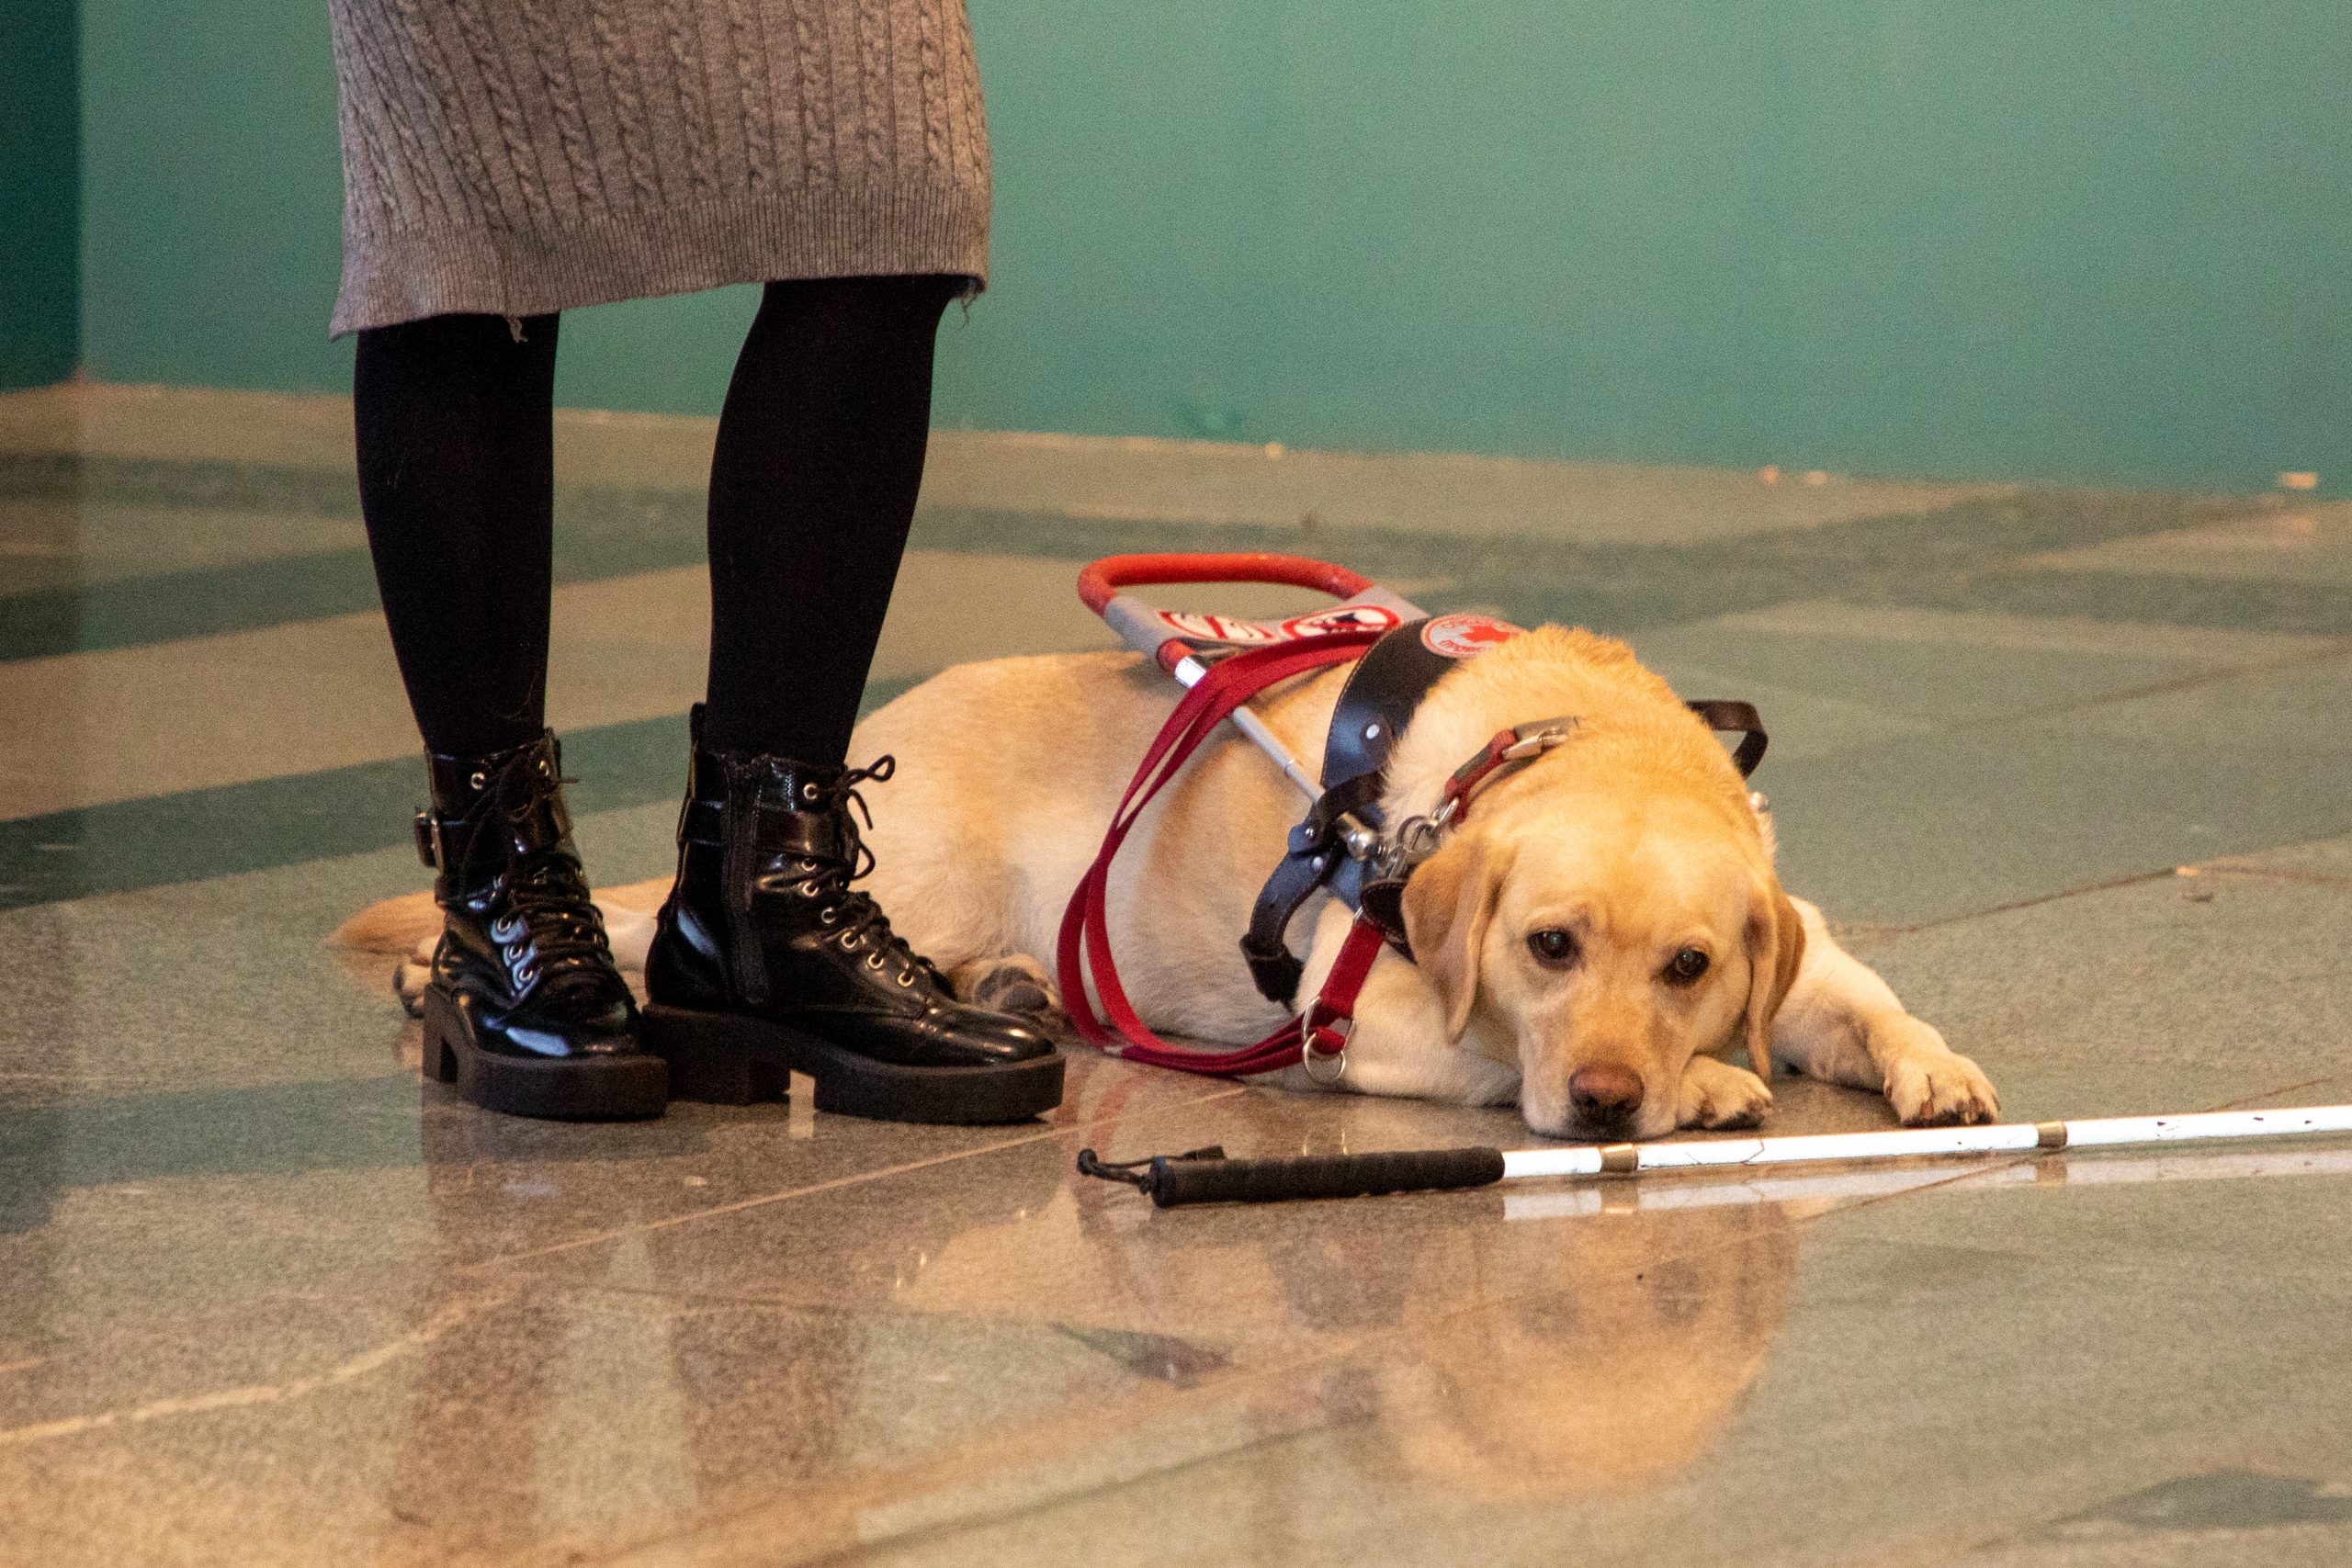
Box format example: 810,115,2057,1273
949,954,1062,1018
1678,1054,1774,1130
392,955,429,1018
1876,1019,2000,1125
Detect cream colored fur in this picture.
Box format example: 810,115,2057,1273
844,627,1996,1136
334,626,1998,1137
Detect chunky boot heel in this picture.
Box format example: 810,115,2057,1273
424,988,466,1086
793,1034,1065,1124
642,705,1066,1126
639,1003,793,1105
424,985,666,1120
411,732,668,1122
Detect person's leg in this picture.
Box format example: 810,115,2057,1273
354,311,662,1121
643,275,1063,1125
701,274,964,763
355,311,559,757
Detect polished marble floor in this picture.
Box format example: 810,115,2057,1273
5,385,2352,1566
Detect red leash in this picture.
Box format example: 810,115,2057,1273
1057,630,1395,1077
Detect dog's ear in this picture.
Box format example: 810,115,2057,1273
1402,831,1511,1042
1741,881,1806,1078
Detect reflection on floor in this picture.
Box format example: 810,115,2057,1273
5,383,2352,1567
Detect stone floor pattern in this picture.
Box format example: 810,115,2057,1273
6,385,2352,1566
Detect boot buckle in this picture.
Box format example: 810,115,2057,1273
413,810,445,870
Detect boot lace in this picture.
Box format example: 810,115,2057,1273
797,757,945,988
461,749,628,1004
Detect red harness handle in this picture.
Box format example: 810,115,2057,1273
1076,553,1374,615
1056,629,1396,1077
1080,554,1396,675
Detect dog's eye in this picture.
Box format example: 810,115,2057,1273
1664,947,1710,986
1527,928,1578,966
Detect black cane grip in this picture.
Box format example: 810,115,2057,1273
1146,1145,1507,1207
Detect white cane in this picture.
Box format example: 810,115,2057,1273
1076,1105,2352,1207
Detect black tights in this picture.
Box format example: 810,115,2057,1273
355,275,961,765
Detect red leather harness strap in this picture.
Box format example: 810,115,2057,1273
1057,630,1387,1077
1057,648,1589,1079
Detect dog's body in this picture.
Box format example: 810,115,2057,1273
343,624,1998,1138
852,627,1996,1138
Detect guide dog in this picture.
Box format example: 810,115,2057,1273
342,624,1999,1139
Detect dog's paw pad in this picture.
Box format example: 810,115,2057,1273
392,959,429,1019
956,957,1062,1018
986,978,1054,1015
1885,1051,2001,1127
1677,1057,1774,1130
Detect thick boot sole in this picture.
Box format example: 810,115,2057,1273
640,1002,1065,1125
422,987,668,1122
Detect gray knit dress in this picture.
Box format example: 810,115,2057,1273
326,0,990,336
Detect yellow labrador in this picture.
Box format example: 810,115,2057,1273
343,622,1998,1140
843,622,1996,1140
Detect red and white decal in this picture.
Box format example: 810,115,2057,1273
1156,610,1282,645
1281,604,1404,638
1421,613,1524,659
1157,603,1403,645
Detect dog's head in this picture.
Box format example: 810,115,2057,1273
1402,768,1804,1141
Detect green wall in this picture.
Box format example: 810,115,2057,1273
74,1,2352,491
1,0,80,389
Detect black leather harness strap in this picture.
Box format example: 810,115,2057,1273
1319,621,1461,794
1687,698,1770,777
1240,624,1773,1010
1242,621,1459,1006
1239,773,1384,1003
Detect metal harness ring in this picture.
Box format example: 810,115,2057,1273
1300,1010,1351,1085
1302,1042,1349,1085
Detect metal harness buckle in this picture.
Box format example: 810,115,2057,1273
1501,721,1577,761
1297,1001,1351,1084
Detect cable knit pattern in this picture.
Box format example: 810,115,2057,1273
519,0,606,217
585,0,661,209
724,5,777,190
788,3,834,189
329,0,989,335
446,0,556,228
662,3,718,197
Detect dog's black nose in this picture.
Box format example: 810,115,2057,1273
1568,1064,1645,1125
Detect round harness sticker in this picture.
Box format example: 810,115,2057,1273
1421,613,1525,659
1282,604,1404,638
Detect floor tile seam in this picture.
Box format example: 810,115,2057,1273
0,1282,522,1451
4,443,2020,535
496,1140,1850,1326
540,1350,1340,1568
2200,1073,2346,1111
776,1420,1335,1568
0,709,706,903
1860,842,2352,943
1847,565,2352,644
558,1203,1868,1568
1951,633,2352,736
550,1278,1269,1350
2197,863,2352,891
0,539,712,665
562,1259,1631,1568
457,1080,1254,1275
1860,868,2185,938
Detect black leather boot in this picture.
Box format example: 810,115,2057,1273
413,731,666,1120
640,707,1064,1124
